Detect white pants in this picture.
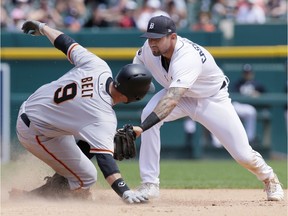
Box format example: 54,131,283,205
139,87,274,185
232,101,257,142
16,103,97,190
212,102,257,147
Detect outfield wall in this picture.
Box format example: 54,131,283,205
1,25,287,160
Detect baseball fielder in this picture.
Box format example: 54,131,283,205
14,20,153,203
130,16,284,201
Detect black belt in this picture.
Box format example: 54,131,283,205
220,80,227,90
21,113,30,127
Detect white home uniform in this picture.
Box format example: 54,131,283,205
133,36,274,185
16,44,116,190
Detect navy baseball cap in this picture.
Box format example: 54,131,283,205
243,64,253,73
140,15,176,39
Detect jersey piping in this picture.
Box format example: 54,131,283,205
35,135,84,189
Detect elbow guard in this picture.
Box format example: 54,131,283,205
54,34,76,55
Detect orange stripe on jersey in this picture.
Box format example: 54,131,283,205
90,148,114,154
35,135,84,189
67,43,78,63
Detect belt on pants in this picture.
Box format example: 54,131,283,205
20,113,31,127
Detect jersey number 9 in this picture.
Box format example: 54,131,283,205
54,83,77,104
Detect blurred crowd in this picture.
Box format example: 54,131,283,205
1,0,287,33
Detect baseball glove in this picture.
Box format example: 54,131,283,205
114,124,136,161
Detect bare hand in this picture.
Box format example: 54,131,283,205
132,126,143,138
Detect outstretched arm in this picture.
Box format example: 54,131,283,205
22,20,63,45
40,25,64,45
133,87,188,137
22,20,77,57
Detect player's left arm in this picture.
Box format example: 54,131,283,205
22,20,79,61
133,87,188,137
22,20,103,67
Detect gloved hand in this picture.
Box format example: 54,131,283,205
22,20,46,36
114,124,136,161
122,190,148,204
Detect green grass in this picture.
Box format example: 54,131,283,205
2,159,287,190
114,159,287,189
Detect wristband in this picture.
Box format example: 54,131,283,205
140,112,161,132
111,178,130,197
38,23,46,35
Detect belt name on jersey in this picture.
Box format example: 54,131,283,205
81,76,94,98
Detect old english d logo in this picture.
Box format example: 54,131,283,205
149,23,154,29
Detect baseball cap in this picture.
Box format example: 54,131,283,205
140,15,176,39
242,64,253,73
146,0,161,9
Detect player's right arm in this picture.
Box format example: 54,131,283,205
96,154,148,204
133,86,188,137
76,140,148,204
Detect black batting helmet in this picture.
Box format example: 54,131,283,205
114,64,155,103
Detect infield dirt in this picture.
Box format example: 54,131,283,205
1,188,287,216
1,154,287,216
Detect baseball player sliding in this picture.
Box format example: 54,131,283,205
128,15,284,201
12,20,154,203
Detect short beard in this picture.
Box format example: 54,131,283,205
152,51,161,56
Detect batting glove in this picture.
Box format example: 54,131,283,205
122,190,148,204
22,20,46,36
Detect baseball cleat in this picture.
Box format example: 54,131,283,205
136,183,159,198
263,174,284,201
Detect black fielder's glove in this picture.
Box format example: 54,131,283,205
21,20,46,36
114,124,136,161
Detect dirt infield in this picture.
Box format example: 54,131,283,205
1,155,287,215
1,188,287,216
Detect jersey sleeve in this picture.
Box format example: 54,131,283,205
133,47,145,65
53,34,100,67
78,120,116,156
68,44,109,70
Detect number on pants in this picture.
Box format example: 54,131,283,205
54,83,77,104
